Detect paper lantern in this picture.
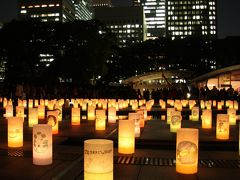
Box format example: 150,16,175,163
82,102,87,111
34,99,39,107
132,101,138,111
170,111,182,133
4,105,13,118
167,108,175,124
200,100,205,109
8,117,23,148
216,114,229,140
16,106,25,120
217,102,222,110
88,105,96,120
129,113,140,138
108,107,117,123
48,101,54,110
137,109,145,128
54,106,62,122
176,128,199,174
228,109,237,125
44,99,48,106
118,120,135,154
190,107,199,121
84,139,113,180
140,106,147,120
29,108,38,127
18,99,23,107
213,100,217,107
33,124,52,165
71,108,80,125
28,99,33,108
175,101,182,111
205,101,212,110
201,110,212,129
47,111,58,135
95,110,106,130
161,115,166,120
234,101,238,110
38,105,45,119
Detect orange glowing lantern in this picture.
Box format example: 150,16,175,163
38,105,45,119
118,120,135,154
16,106,25,121
129,113,141,137
47,111,58,134
54,106,62,122
176,128,199,174
34,99,39,107
82,102,87,111
140,106,147,120
28,99,33,108
216,114,229,140
200,100,205,109
71,108,80,125
33,124,52,165
167,108,175,124
201,110,212,129
4,105,13,118
190,107,199,121
108,107,117,123
88,105,96,120
95,110,106,130
234,101,238,110
217,102,222,110
137,109,145,128
170,111,182,133
29,108,38,127
8,117,23,147
227,108,236,125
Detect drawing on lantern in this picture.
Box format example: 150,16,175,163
177,141,198,164
171,115,181,125
218,120,227,132
33,131,48,153
47,115,57,127
9,129,20,138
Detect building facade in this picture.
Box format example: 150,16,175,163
95,6,147,47
18,0,75,22
92,0,112,7
133,0,166,40
166,0,217,39
72,0,93,20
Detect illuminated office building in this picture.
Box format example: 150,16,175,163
166,0,217,39
72,0,93,20
18,0,75,22
95,6,147,47
133,0,166,39
92,0,112,7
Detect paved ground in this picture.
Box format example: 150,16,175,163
0,106,240,180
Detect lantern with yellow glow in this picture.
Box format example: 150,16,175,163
47,111,58,134
205,101,212,110
137,109,145,128
44,99,48,106
227,109,236,125
118,120,135,154
28,99,33,108
82,102,87,111
16,106,25,121
73,100,78,108
102,102,107,110
234,100,238,110
40,99,45,106
108,107,117,123
23,100,27,108
140,106,147,120
34,99,39,107
176,128,199,174
213,100,217,107
229,101,234,109
54,106,62,122
217,102,222,110
200,100,205,109
33,124,52,165
29,108,38,127
4,105,13,118
129,113,141,137
181,100,188,107
167,108,175,124
8,117,23,148
3,98,7,108
216,114,229,140
38,105,45,119
71,108,80,125
95,110,106,130
18,99,23,107
201,110,212,129
170,111,182,133
88,105,96,120
48,101,54,110
132,101,138,111
161,115,166,120
84,139,113,180
190,107,199,121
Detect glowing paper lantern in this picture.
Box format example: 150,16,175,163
48,101,54,110
170,111,182,133
28,99,33,108
82,102,87,111
167,108,175,124
213,100,217,107
8,117,23,148
234,101,238,110
190,107,199,121
228,109,236,125
88,105,96,120
176,128,199,174
216,114,229,140
84,139,113,180
47,111,58,135
200,100,205,109
140,106,147,120
161,115,166,120
34,99,39,107
33,124,52,165
137,109,145,128
217,102,222,110
95,110,106,130
54,106,62,122
38,105,45,119
132,101,138,111
108,107,117,123
71,108,80,125
201,110,212,129
16,106,25,120
129,113,140,137
205,101,212,110
29,108,38,127
118,120,135,154
4,105,13,118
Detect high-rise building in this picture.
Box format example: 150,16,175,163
166,0,217,39
18,0,75,22
92,0,112,7
95,6,147,47
72,0,93,20
133,0,166,40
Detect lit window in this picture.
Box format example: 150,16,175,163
20,10,27,14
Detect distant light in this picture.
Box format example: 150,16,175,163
98,30,102,34
187,93,191,99
20,10,27,14
119,80,122,84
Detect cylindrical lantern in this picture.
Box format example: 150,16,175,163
234,101,238,110
16,106,25,121
161,115,166,120
29,108,38,127
129,113,140,137
167,108,175,124
201,110,212,129
54,106,62,122
95,110,106,130
4,105,13,118
227,108,236,125
176,128,199,174
216,114,229,140
47,111,58,135
71,107,80,125
170,111,182,133
34,99,39,107
33,124,52,165
190,107,199,121
217,102,222,110
28,99,33,108
140,106,147,120
108,107,117,123
118,120,135,154
40,99,45,106
137,109,145,128
8,117,23,148
84,139,113,180
38,105,45,119
82,102,87,111
88,105,96,120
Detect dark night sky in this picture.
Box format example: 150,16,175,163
0,0,240,38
